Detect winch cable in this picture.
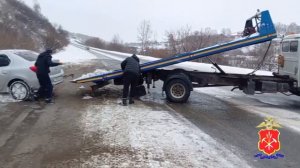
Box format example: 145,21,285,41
247,40,272,75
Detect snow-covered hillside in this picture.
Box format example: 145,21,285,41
53,45,97,63
0,0,68,51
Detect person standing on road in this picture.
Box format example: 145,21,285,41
121,54,140,106
35,49,62,103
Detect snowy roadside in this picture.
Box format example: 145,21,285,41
195,87,300,133
0,94,20,103
81,100,250,168
50,44,251,166
245,106,300,133
63,43,300,135
53,44,98,64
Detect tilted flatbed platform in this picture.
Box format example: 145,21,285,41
72,10,277,84
71,10,300,103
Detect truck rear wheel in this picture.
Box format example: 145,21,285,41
165,79,190,103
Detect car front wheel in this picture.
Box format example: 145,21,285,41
9,80,31,100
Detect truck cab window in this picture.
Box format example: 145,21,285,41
0,55,10,67
282,41,290,52
290,41,298,52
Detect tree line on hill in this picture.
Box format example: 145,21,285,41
0,0,69,52
84,20,300,71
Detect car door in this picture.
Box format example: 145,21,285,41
0,54,11,92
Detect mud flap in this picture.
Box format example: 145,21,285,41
243,80,255,95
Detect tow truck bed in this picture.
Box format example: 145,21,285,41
72,10,277,84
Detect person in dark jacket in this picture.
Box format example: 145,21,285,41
121,54,140,106
35,49,62,103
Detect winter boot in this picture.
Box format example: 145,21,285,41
129,97,134,104
45,98,54,104
33,94,40,101
122,98,128,106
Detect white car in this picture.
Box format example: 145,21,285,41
0,50,64,100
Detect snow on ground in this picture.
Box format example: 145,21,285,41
195,87,300,133
53,44,98,64
246,106,300,133
82,95,93,100
91,49,124,62
69,42,300,134
195,87,241,99
74,69,112,81
0,94,20,103
81,100,250,168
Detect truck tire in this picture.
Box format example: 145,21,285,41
165,79,190,103
9,80,31,101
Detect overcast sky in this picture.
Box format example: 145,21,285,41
23,0,299,42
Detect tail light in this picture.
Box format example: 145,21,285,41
30,66,38,72
278,55,284,68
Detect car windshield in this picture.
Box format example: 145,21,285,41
14,51,38,61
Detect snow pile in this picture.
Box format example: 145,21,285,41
91,50,124,61
53,44,98,64
82,95,93,100
176,61,272,76
81,101,250,167
0,94,19,103
74,69,111,81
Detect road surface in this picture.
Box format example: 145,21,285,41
0,45,300,168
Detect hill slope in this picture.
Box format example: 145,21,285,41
0,0,68,51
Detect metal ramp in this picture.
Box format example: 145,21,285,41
72,10,276,84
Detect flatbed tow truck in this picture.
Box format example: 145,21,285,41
72,10,300,103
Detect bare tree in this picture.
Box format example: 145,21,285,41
165,26,221,55
106,34,131,53
137,20,152,55
165,25,192,55
275,23,288,35
165,26,237,65
221,28,232,36
111,34,122,44
108,34,124,51
287,22,300,34
166,32,178,54
276,22,300,36
244,42,277,71
85,37,106,49
33,0,41,14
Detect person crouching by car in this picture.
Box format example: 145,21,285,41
121,54,140,106
35,49,62,103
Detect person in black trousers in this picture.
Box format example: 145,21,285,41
121,54,140,106
35,49,62,103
